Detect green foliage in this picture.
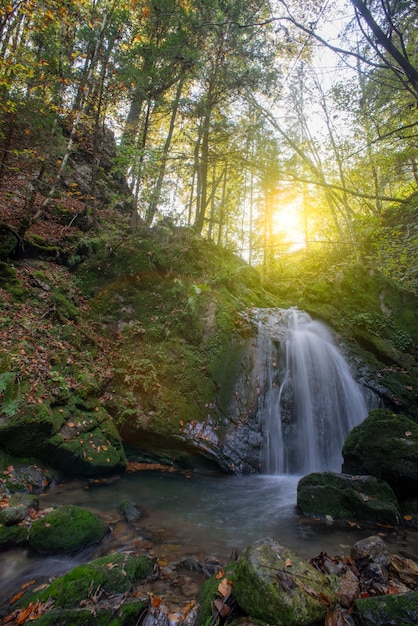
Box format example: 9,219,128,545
0,371,20,417
52,289,79,321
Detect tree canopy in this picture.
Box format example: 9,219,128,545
0,0,416,288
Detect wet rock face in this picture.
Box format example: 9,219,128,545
296,471,401,526
342,408,418,501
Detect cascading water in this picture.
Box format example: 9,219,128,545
255,308,371,475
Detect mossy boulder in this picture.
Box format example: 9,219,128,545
0,503,29,526
0,523,28,549
28,504,108,554
297,472,401,526
0,400,127,478
233,537,337,626
0,461,53,494
11,552,154,624
342,408,418,500
0,403,62,457
353,591,418,625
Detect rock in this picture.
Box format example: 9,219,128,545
119,498,141,523
0,493,39,526
0,400,127,478
342,408,418,500
389,554,418,590
28,504,108,554
336,568,361,608
351,535,390,567
0,524,28,549
353,591,418,625
0,462,53,494
10,552,155,624
233,537,336,626
297,472,401,526
0,504,27,526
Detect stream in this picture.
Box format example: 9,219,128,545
1,469,416,607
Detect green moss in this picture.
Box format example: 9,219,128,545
0,403,58,456
0,261,18,285
342,409,418,500
52,289,79,320
0,227,18,259
27,234,60,255
17,552,155,610
0,523,28,548
354,591,418,625
297,472,401,525
197,562,238,626
29,504,108,554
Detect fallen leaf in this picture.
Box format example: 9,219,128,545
10,590,26,604
404,515,413,521
215,569,224,579
214,598,231,617
285,558,292,567
218,578,232,597
21,580,36,591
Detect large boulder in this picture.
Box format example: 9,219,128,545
233,537,336,626
8,552,154,625
29,504,108,554
297,472,401,526
0,400,127,478
342,408,418,500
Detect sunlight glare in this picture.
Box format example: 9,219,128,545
272,194,306,252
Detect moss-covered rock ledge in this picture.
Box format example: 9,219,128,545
0,396,127,478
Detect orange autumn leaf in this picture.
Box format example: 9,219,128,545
10,590,26,604
404,514,413,521
215,569,224,579
285,558,292,567
21,580,36,590
151,596,162,607
218,578,232,597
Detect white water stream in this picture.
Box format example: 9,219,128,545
255,308,370,475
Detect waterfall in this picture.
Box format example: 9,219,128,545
255,308,370,475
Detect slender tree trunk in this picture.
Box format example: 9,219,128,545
145,77,185,226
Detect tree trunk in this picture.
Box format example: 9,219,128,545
145,77,185,226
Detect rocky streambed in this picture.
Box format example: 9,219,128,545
1,405,418,625
1,462,418,626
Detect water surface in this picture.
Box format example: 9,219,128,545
2,470,413,606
